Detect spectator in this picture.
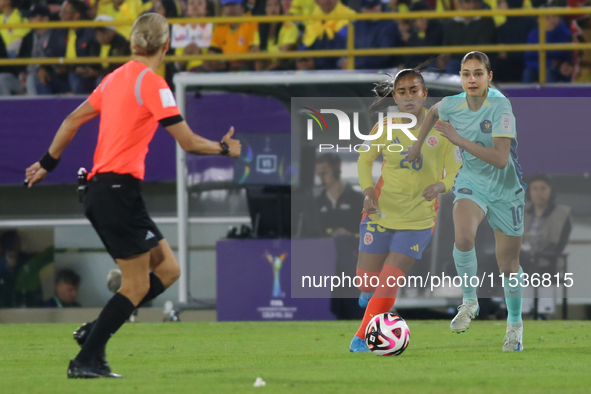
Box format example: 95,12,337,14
296,0,355,70
245,0,267,15
523,12,573,83
16,5,52,95
0,230,42,308
154,0,180,18
399,0,443,69
315,153,364,236
387,0,411,12
522,175,572,270
205,0,258,72
43,268,82,307
347,0,400,70
440,0,495,74
36,0,99,94
86,0,98,20
172,0,213,72
152,0,178,85
521,175,572,319
88,15,130,80
289,0,317,16
0,29,23,95
494,0,536,82
435,0,458,11
0,0,29,57
289,0,316,37
98,0,147,40
46,0,64,15
254,0,299,71
315,153,365,320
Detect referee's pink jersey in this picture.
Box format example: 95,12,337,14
87,60,181,180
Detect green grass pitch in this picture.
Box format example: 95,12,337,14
1,320,590,394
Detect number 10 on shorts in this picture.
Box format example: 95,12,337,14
510,204,524,227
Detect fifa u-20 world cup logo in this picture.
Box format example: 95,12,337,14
265,251,286,298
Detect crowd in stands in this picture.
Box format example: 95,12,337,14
0,230,81,308
0,0,588,95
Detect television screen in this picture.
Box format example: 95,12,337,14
233,133,292,185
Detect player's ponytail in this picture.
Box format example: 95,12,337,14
368,73,395,114
130,13,170,56
461,51,493,87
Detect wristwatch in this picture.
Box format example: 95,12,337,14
220,141,230,156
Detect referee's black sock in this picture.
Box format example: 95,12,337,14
75,293,135,364
137,272,166,308
80,273,165,349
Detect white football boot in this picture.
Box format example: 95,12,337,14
502,321,524,351
450,299,479,333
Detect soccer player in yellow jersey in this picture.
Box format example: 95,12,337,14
350,69,462,352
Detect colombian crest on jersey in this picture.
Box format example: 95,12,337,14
426,135,439,147
480,120,492,133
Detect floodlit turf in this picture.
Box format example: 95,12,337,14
1,320,590,394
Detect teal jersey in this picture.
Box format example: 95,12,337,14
438,88,526,202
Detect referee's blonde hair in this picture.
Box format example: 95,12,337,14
130,13,169,56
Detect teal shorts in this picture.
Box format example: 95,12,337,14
452,180,525,237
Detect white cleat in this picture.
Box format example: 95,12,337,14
503,321,524,351
450,299,479,333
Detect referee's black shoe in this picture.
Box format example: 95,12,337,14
73,322,113,375
73,321,94,346
67,359,121,379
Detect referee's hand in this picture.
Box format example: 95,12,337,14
25,162,48,188
222,127,241,158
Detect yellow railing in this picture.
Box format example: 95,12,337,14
2,7,591,83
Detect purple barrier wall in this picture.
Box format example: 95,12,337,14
508,97,590,176
501,85,591,97
1,86,589,184
216,238,335,321
0,93,290,185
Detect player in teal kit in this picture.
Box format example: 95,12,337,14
407,51,526,351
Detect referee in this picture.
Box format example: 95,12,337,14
25,13,241,378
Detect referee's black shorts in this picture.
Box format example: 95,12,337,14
83,172,164,260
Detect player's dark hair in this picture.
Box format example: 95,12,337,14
316,153,341,181
461,51,493,87
55,268,81,287
368,59,431,114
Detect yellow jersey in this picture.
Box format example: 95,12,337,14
289,0,316,16
1,9,29,51
253,22,299,53
210,22,258,54
98,0,147,39
358,108,462,230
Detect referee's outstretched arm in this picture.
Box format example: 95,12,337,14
166,122,241,157
25,101,99,187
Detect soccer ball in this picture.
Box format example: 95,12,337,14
365,313,410,356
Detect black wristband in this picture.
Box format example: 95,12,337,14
220,141,230,156
39,151,60,172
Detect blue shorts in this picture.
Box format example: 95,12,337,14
452,180,525,237
358,217,433,259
